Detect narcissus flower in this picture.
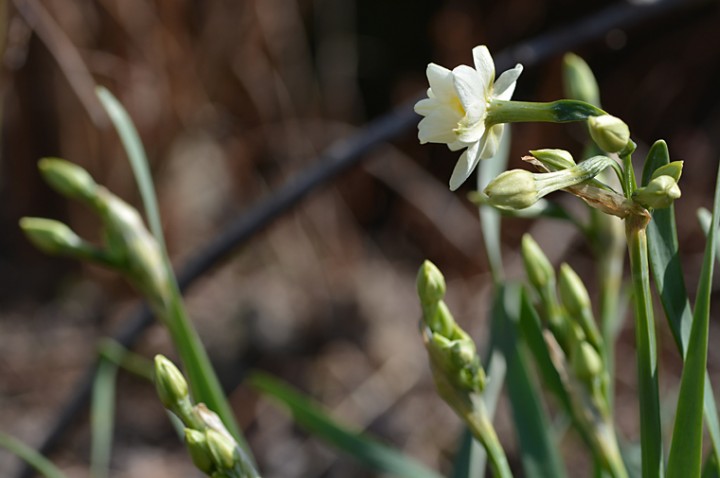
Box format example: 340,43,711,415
415,45,523,190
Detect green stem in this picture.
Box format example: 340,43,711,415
487,99,605,125
463,398,513,478
159,284,258,473
621,154,636,197
625,215,663,478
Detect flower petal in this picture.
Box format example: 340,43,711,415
418,107,462,144
452,65,487,124
478,124,505,159
414,97,444,116
447,140,469,152
449,141,481,191
493,64,523,101
426,63,455,100
472,45,495,87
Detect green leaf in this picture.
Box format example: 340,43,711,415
90,356,118,478
666,162,720,477
477,125,511,282
0,432,68,478
493,284,567,478
703,452,720,478
451,428,484,478
518,287,572,412
95,87,166,250
643,141,720,476
642,140,691,353
249,372,441,478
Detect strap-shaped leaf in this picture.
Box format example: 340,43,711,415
249,372,442,478
643,141,720,475
0,432,68,478
494,284,567,478
642,140,691,352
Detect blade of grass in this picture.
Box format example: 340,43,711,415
249,372,441,478
666,161,720,477
95,87,165,247
0,432,68,478
90,357,118,478
643,141,720,474
494,284,567,478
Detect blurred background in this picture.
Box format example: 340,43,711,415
1,0,720,476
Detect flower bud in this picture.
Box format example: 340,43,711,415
97,191,171,310
206,429,238,470
484,169,539,209
588,115,630,153
650,160,683,183
184,428,214,475
416,260,446,306
38,158,97,203
485,156,614,210
559,264,603,351
20,217,84,256
154,355,189,411
562,53,600,106
632,175,681,210
571,340,603,383
521,234,555,291
529,149,576,171
558,263,590,316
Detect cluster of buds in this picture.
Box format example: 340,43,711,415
154,355,258,478
522,235,624,475
522,234,608,402
415,261,511,476
416,260,486,398
20,159,172,314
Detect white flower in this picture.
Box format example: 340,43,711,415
415,46,523,190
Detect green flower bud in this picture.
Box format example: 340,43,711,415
587,115,630,153
184,428,214,475
20,217,84,255
562,53,600,106
650,160,683,183
485,156,616,210
558,263,590,316
206,429,238,470
484,169,539,209
558,264,603,351
521,234,555,291
571,340,603,383
97,190,171,310
154,355,189,410
38,158,97,203
429,333,485,393
632,175,681,210
416,260,446,306
529,149,576,171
